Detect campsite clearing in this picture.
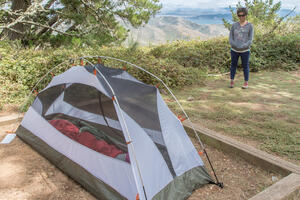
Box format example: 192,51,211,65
0,122,281,200
0,68,299,199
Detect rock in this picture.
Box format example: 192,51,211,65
187,96,194,101
34,44,41,51
272,176,278,182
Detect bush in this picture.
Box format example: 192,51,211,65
149,33,300,72
250,33,300,71
150,38,231,72
0,32,299,110
0,43,205,108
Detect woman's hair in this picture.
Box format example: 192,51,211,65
237,7,248,15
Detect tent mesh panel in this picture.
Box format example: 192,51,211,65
33,65,177,177
33,84,128,160
92,64,176,177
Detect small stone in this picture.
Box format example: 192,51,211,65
272,176,278,182
187,96,194,101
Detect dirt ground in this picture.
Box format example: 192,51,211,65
0,123,97,200
190,138,282,200
0,119,283,200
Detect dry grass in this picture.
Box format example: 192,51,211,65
166,68,300,165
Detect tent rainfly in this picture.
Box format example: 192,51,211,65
16,62,214,200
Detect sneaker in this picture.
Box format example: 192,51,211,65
242,82,248,89
229,80,234,88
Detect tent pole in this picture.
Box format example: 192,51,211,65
83,58,148,200
13,60,70,133
83,56,206,151
83,56,223,188
19,55,222,193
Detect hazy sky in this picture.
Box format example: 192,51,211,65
160,0,300,12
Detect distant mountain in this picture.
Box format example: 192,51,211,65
159,7,299,24
186,14,232,25
125,16,228,46
124,7,298,46
160,7,231,16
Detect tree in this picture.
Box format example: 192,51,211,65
222,0,296,34
0,0,162,46
0,0,31,40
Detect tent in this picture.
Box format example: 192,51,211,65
16,62,213,200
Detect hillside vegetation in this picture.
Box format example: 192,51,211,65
125,16,228,45
0,31,299,110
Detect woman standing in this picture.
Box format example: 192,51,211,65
229,7,254,89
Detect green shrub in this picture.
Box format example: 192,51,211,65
149,33,299,72
0,32,299,110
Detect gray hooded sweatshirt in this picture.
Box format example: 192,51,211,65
229,22,254,52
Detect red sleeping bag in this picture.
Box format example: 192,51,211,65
49,119,124,158
77,131,123,158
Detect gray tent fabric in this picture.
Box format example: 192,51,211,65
93,65,176,177
17,64,213,200
152,166,212,200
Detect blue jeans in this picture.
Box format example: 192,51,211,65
230,50,250,81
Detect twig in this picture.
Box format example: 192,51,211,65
18,20,81,37
0,1,9,7
3,26,24,35
268,7,296,34
44,0,56,9
207,72,230,77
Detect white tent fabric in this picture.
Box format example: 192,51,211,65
32,97,43,115
42,66,111,97
114,105,173,200
111,71,146,85
22,107,138,199
156,91,204,176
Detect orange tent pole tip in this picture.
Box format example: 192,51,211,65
126,141,132,145
180,118,186,122
93,69,97,75
177,115,186,122
198,151,204,155
112,96,115,101
155,83,160,88
5,130,14,134
34,90,38,95
80,59,84,66
136,193,139,200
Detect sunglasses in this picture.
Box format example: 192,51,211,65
238,14,246,17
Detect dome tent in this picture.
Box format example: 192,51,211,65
16,58,215,200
